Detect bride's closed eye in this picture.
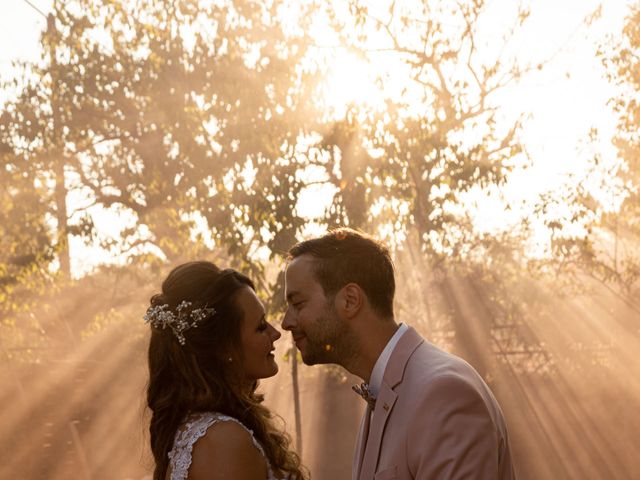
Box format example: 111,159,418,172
257,317,268,332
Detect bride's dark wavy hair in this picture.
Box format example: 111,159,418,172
146,261,306,479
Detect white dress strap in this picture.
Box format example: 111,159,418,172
168,411,276,480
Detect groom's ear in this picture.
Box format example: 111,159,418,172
336,283,364,319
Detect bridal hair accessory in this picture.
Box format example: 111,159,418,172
144,301,216,345
352,382,376,409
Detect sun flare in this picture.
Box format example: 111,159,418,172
320,50,386,117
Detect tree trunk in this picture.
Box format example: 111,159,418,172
48,14,71,278
290,344,303,456
54,160,70,277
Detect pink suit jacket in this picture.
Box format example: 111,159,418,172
353,327,516,480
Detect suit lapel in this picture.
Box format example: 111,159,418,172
383,327,424,388
358,327,424,480
359,385,397,480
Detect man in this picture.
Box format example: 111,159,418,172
282,228,516,479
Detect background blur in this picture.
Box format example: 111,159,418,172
1,0,639,479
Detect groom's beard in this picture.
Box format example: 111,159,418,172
300,303,350,366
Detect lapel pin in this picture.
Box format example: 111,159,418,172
383,403,390,411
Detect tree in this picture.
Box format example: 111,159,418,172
302,1,532,255
285,0,543,372
599,2,640,304
1,0,321,281
0,144,55,358
544,2,640,312
0,37,73,278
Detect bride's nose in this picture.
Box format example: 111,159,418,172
270,324,282,341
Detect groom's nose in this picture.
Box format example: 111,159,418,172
281,308,295,331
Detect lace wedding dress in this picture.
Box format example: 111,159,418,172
167,411,278,480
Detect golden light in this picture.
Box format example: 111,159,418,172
318,49,387,119
2,1,639,479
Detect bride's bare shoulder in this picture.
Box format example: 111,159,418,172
189,419,268,480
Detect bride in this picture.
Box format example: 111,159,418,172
145,261,307,479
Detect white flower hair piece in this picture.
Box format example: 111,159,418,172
144,300,216,345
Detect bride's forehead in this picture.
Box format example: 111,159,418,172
236,286,262,306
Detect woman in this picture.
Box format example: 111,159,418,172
145,261,307,479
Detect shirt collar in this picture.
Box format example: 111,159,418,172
368,323,408,397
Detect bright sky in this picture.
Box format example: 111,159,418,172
0,0,634,276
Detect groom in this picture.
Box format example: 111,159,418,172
282,228,516,479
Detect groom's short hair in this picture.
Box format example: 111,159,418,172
288,228,395,318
